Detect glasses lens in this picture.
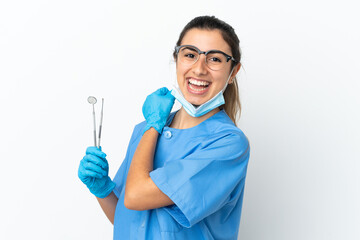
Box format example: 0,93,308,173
178,46,199,65
206,52,227,71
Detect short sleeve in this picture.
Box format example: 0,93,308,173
112,122,145,198
149,131,250,228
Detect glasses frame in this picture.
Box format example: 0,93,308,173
175,44,238,70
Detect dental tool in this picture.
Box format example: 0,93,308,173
87,96,105,148
87,96,98,147
98,98,104,147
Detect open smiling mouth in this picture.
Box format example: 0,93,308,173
187,78,211,94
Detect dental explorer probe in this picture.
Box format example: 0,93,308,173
98,98,104,148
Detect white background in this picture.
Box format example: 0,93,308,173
1,0,359,239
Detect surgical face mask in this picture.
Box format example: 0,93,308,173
171,67,235,117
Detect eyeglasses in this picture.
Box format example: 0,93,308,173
175,45,238,71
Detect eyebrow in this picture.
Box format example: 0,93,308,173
182,46,197,51
184,45,228,55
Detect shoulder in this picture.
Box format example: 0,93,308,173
206,110,249,145
198,110,250,157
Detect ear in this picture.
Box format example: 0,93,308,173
229,63,241,84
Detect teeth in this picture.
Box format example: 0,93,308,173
189,84,206,92
188,79,209,86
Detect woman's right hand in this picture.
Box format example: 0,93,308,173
78,146,116,198
142,87,175,134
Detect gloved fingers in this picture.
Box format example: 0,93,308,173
82,161,107,176
154,87,169,96
86,146,107,159
78,163,103,179
82,169,104,179
83,154,108,170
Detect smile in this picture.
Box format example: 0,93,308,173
187,78,211,95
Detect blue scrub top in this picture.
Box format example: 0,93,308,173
112,110,250,240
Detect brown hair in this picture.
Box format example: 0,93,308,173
173,16,242,125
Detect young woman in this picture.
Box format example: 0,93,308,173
78,16,250,239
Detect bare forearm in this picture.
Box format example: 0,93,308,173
96,192,118,224
125,127,158,201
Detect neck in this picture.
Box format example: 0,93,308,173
170,107,220,129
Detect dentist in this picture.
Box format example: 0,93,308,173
78,15,250,240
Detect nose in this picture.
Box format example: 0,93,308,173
192,54,208,76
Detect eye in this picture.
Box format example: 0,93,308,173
207,52,225,64
181,47,198,59
184,53,196,59
208,57,222,62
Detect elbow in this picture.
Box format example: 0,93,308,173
124,189,144,211
124,191,135,210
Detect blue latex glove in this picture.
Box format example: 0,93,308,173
78,146,116,198
142,87,175,134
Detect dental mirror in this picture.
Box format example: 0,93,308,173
87,96,97,105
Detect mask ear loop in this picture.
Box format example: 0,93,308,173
221,67,235,93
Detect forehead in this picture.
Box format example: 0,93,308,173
180,28,232,55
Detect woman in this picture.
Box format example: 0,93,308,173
78,16,250,239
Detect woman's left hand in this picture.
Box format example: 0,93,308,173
142,87,175,134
